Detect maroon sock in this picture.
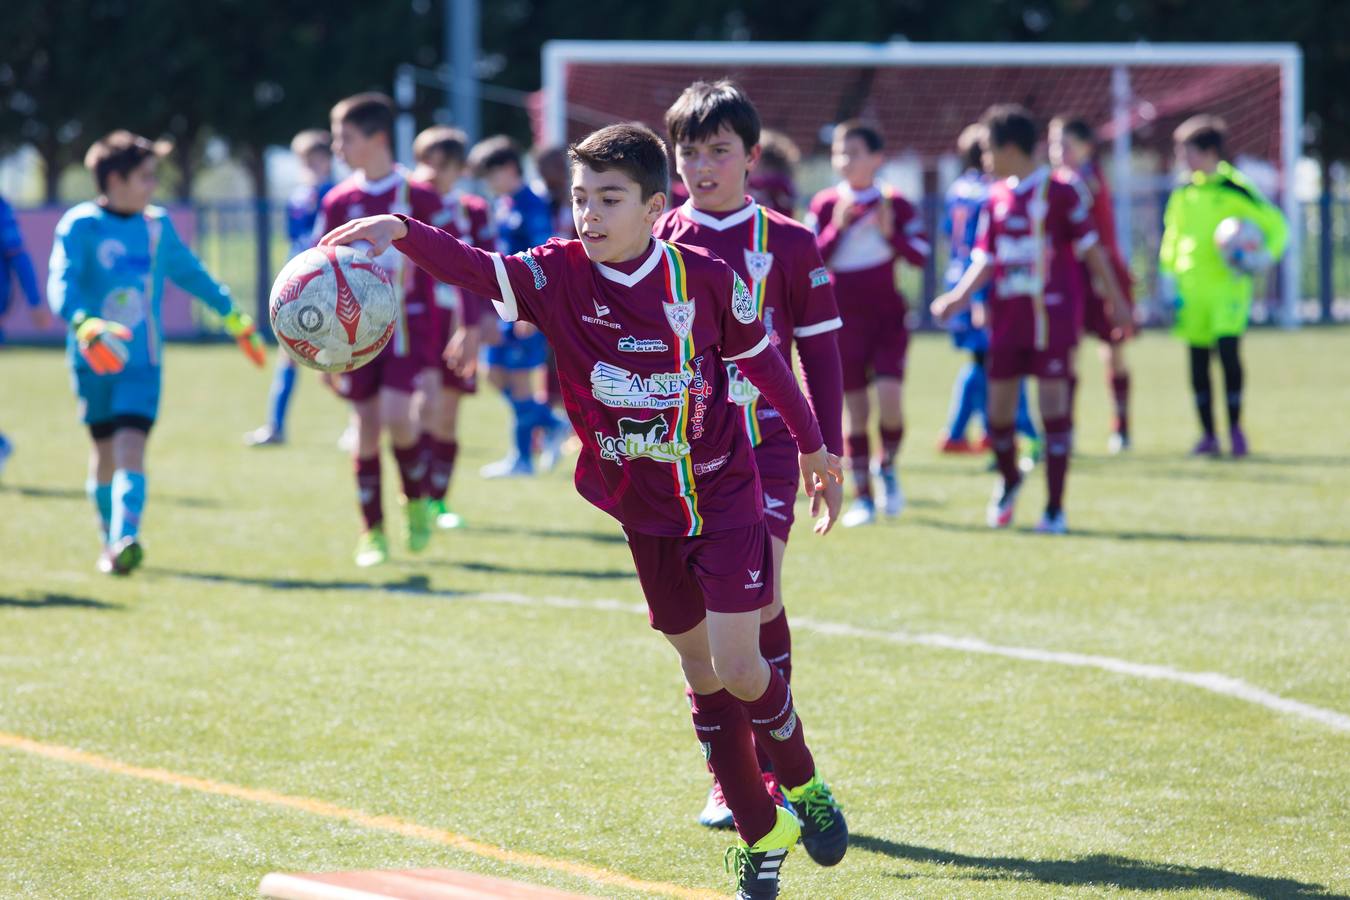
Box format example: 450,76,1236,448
741,666,815,791
879,425,904,472
692,689,777,845
845,433,871,499
1043,416,1073,514
759,610,792,684
355,455,383,530
988,423,1020,488
1111,373,1130,437
392,438,428,500
428,438,459,502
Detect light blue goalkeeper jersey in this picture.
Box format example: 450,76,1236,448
48,202,234,371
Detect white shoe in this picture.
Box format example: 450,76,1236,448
538,421,573,473
244,426,285,447
697,781,735,829
1107,433,1131,455
841,497,877,528
480,455,533,479
986,478,1022,529
1035,509,1068,534
336,423,357,453
878,467,905,517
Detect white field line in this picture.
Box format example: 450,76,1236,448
376,583,1350,735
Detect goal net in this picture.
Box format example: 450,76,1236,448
541,41,1303,325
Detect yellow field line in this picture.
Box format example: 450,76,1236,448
0,731,720,900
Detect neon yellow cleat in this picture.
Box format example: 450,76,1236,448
725,804,800,899
355,527,389,568
404,498,432,552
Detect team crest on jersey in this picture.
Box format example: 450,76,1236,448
664,298,695,338
100,287,146,329
744,250,774,284
731,274,756,324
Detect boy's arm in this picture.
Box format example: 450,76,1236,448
788,242,844,457
887,198,931,267
808,194,845,264
159,215,263,364
47,215,92,322
933,205,995,321
1247,187,1290,261
0,200,43,312
1158,190,1179,275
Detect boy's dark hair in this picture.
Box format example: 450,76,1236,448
290,129,332,158
834,120,884,154
84,130,166,193
1050,115,1094,145
957,123,987,171
758,129,801,173
330,92,395,141
413,125,469,167
568,123,669,201
981,104,1037,156
468,135,524,177
1174,114,1227,155
664,79,761,152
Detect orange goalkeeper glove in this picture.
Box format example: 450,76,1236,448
224,309,265,367
72,314,132,375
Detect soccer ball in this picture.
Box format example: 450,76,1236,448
1214,217,1271,275
269,244,398,373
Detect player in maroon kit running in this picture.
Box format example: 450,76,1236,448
808,121,930,527
1049,116,1136,453
933,105,1129,535
411,125,494,530
321,93,446,566
653,79,844,832
321,123,847,899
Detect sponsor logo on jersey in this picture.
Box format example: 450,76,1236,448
617,335,670,353
590,362,691,409
664,298,695,338
744,250,774,284
595,416,691,465
688,355,709,439
518,252,547,289
744,568,765,589
725,362,761,407
593,298,610,317
809,266,831,288
731,274,756,324
693,452,730,476
763,492,788,521
582,313,622,330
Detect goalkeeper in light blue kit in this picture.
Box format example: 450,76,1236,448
49,131,264,574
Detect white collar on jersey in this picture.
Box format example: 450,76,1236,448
593,238,664,287
1008,165,1050,196
837,182,881,204
352,167,407,195
679,198,758,231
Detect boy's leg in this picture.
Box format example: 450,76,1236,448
1104,342,1131,448
428,386,463,503
875,376,905,516
985,352,1026,528
1037,376,1073,530
842,388,874,526
87,432,115,546
108,421,151,572
1188,344,1219,451
1216,335,1246,454
382,386,432,553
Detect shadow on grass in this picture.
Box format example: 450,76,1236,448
2,484,222,508
907,516,1350,550
448,560,634,581
852,834,1345,899
158,569,459,597
460,523,628,545
0,593,123,611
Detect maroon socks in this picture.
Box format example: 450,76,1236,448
846,433,871,499
428,438,459,502
355,455,382,530
988,423,1020,488
393,439,429,500
1043,415,1073,514
1110,373,1130,437
691,689,777,845
741,665,814,791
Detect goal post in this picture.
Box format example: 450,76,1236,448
542,40,1304,326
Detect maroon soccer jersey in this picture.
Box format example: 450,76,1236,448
394,221,823,537
427,187,493,329
652,199,842,451
972,166,1098,353
319,168,442,357
807,182,930,275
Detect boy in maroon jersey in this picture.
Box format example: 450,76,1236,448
933,105,1129,534
321,122,847,899
1049,116,1136,453
807,121,929,527
747,128,801,218
412,125,495,529
653,79,844,832
321,93,445,566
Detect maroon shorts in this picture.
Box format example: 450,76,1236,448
834,265,909,392
755,435,800,544
1083,256,1135,345
433,305,478,395
986,340,1076,381
333,342,425,401
623,520,775,635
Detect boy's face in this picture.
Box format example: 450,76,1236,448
106,156,158,211
483,164,521,197
1049,126,1088,170
331,119,381,172
675,124,759,212
571,163,664,264
1177,141,1219,174
987,141,1024,179
303,149,332,182
831,134,882,188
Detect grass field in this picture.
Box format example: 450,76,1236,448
1,329,1347,899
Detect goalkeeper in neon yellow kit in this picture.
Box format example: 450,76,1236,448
49,131,264,575
1160,115,1287,458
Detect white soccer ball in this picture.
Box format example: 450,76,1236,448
268,244,398,373
1214,217,1271,275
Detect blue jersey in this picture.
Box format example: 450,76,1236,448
943,170,989,350
48,202,233,371
0,195,42,314
495,184,553,255
286,179,334,254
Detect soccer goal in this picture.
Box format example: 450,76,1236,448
541,40,1303,325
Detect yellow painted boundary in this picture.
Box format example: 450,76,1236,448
0,731,720,900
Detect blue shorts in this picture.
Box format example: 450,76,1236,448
947,307,989,353
485,326,549,371
72,366,161,425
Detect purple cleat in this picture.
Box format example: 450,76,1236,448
1229,427,1249,458
1191,434,1221,457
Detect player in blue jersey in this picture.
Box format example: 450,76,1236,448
49,131,264,574
0,192,52,477
245,130,335,447
467,135,569,477
938,124,1039,463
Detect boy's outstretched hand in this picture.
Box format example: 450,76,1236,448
801,445,844,535
319,215,408,257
